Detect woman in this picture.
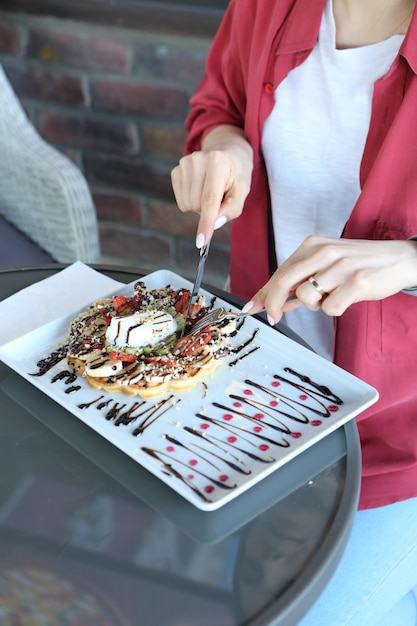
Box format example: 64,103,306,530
172,0,417,623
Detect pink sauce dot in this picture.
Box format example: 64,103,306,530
254,426,263,433
166,446,175,452
259,444,269,451
189,459,198,466
244,389,253,395
270,400,278,407
328,405,339,412
254,413,264,420
223,413,233,421
272,381,280,387
233,401,242,408
219,474,229,482
188,474,195,480
311,420,322,427
291,432,302,438
228,436,237,443
204,485,215,493
200,423,210,430
299,394,308,401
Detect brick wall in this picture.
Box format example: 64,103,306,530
0,9,231,290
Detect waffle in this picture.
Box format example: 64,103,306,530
65,281,235,399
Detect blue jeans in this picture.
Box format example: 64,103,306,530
297,497,417,625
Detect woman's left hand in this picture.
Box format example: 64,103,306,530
245,235,417,323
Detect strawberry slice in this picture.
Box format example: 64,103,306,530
174,330,211,357
190,302,203,318
112,295,131,314
130,292,144,311
83,338,104,350
98,307,112,325
145,355,177,368
109,351,136,363
172,289,191,315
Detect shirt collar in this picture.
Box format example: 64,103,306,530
273,0,327,55
275,0,417,76
401,6,417,74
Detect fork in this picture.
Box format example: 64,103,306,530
186,296,298,335
187,306,251,335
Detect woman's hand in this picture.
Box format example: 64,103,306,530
244,235,417,323
171,125,253,248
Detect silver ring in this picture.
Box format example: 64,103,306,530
308,276,327,297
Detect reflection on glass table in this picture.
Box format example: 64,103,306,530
0,444,345,625
234,463,344,621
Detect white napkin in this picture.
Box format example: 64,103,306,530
0,262,124,346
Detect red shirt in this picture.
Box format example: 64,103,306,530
185,0,417,509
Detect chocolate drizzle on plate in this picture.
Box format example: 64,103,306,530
280,367,344,405
30,344,69,376
51,370,78,384
140,448,214,503
182,427,252,475
132,396,180,435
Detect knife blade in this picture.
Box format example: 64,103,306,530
181,240,211,336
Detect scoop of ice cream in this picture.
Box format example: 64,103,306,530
106,310,177,349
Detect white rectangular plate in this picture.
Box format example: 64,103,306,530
0,270,378,511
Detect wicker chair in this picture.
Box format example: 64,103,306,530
0,65,100,265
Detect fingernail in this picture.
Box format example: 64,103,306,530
242,300,254,314
214,215,227,230
267,314,275,326
196,233,205,249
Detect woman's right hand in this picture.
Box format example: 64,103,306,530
171,125,253,248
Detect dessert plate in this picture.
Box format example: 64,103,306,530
0,270,378,511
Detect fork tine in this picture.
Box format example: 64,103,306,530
186,296,299,335
186,307,232,335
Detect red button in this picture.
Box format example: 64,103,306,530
264,82,274,94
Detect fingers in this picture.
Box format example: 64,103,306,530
296,275,331,310
172,137,253,247
171,152,210,214
196,155,232,246
242,293,303,326
260,269,353,323
250,237,343,322
244,238,340,323
245,237,417,325
171,151,233,247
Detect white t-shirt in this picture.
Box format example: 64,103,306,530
261,0,403,359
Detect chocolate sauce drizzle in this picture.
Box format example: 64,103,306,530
132,396,180,436
104,402,127,421
230,330,259,354
228,346,260,366
164,434,226,471
50,369,81,394
141,447,237,492
114,402,147,426
194,413,278,461
140,448,213,503
164,431,252,476
78,395,105,410
182,427,252,475
242,374,342,420
81,395,175,431
65,385,82,394
96,398,113,410
30,344,69,376
280,367,344,405
51,370,78,384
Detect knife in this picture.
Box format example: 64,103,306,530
181,240,211,336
